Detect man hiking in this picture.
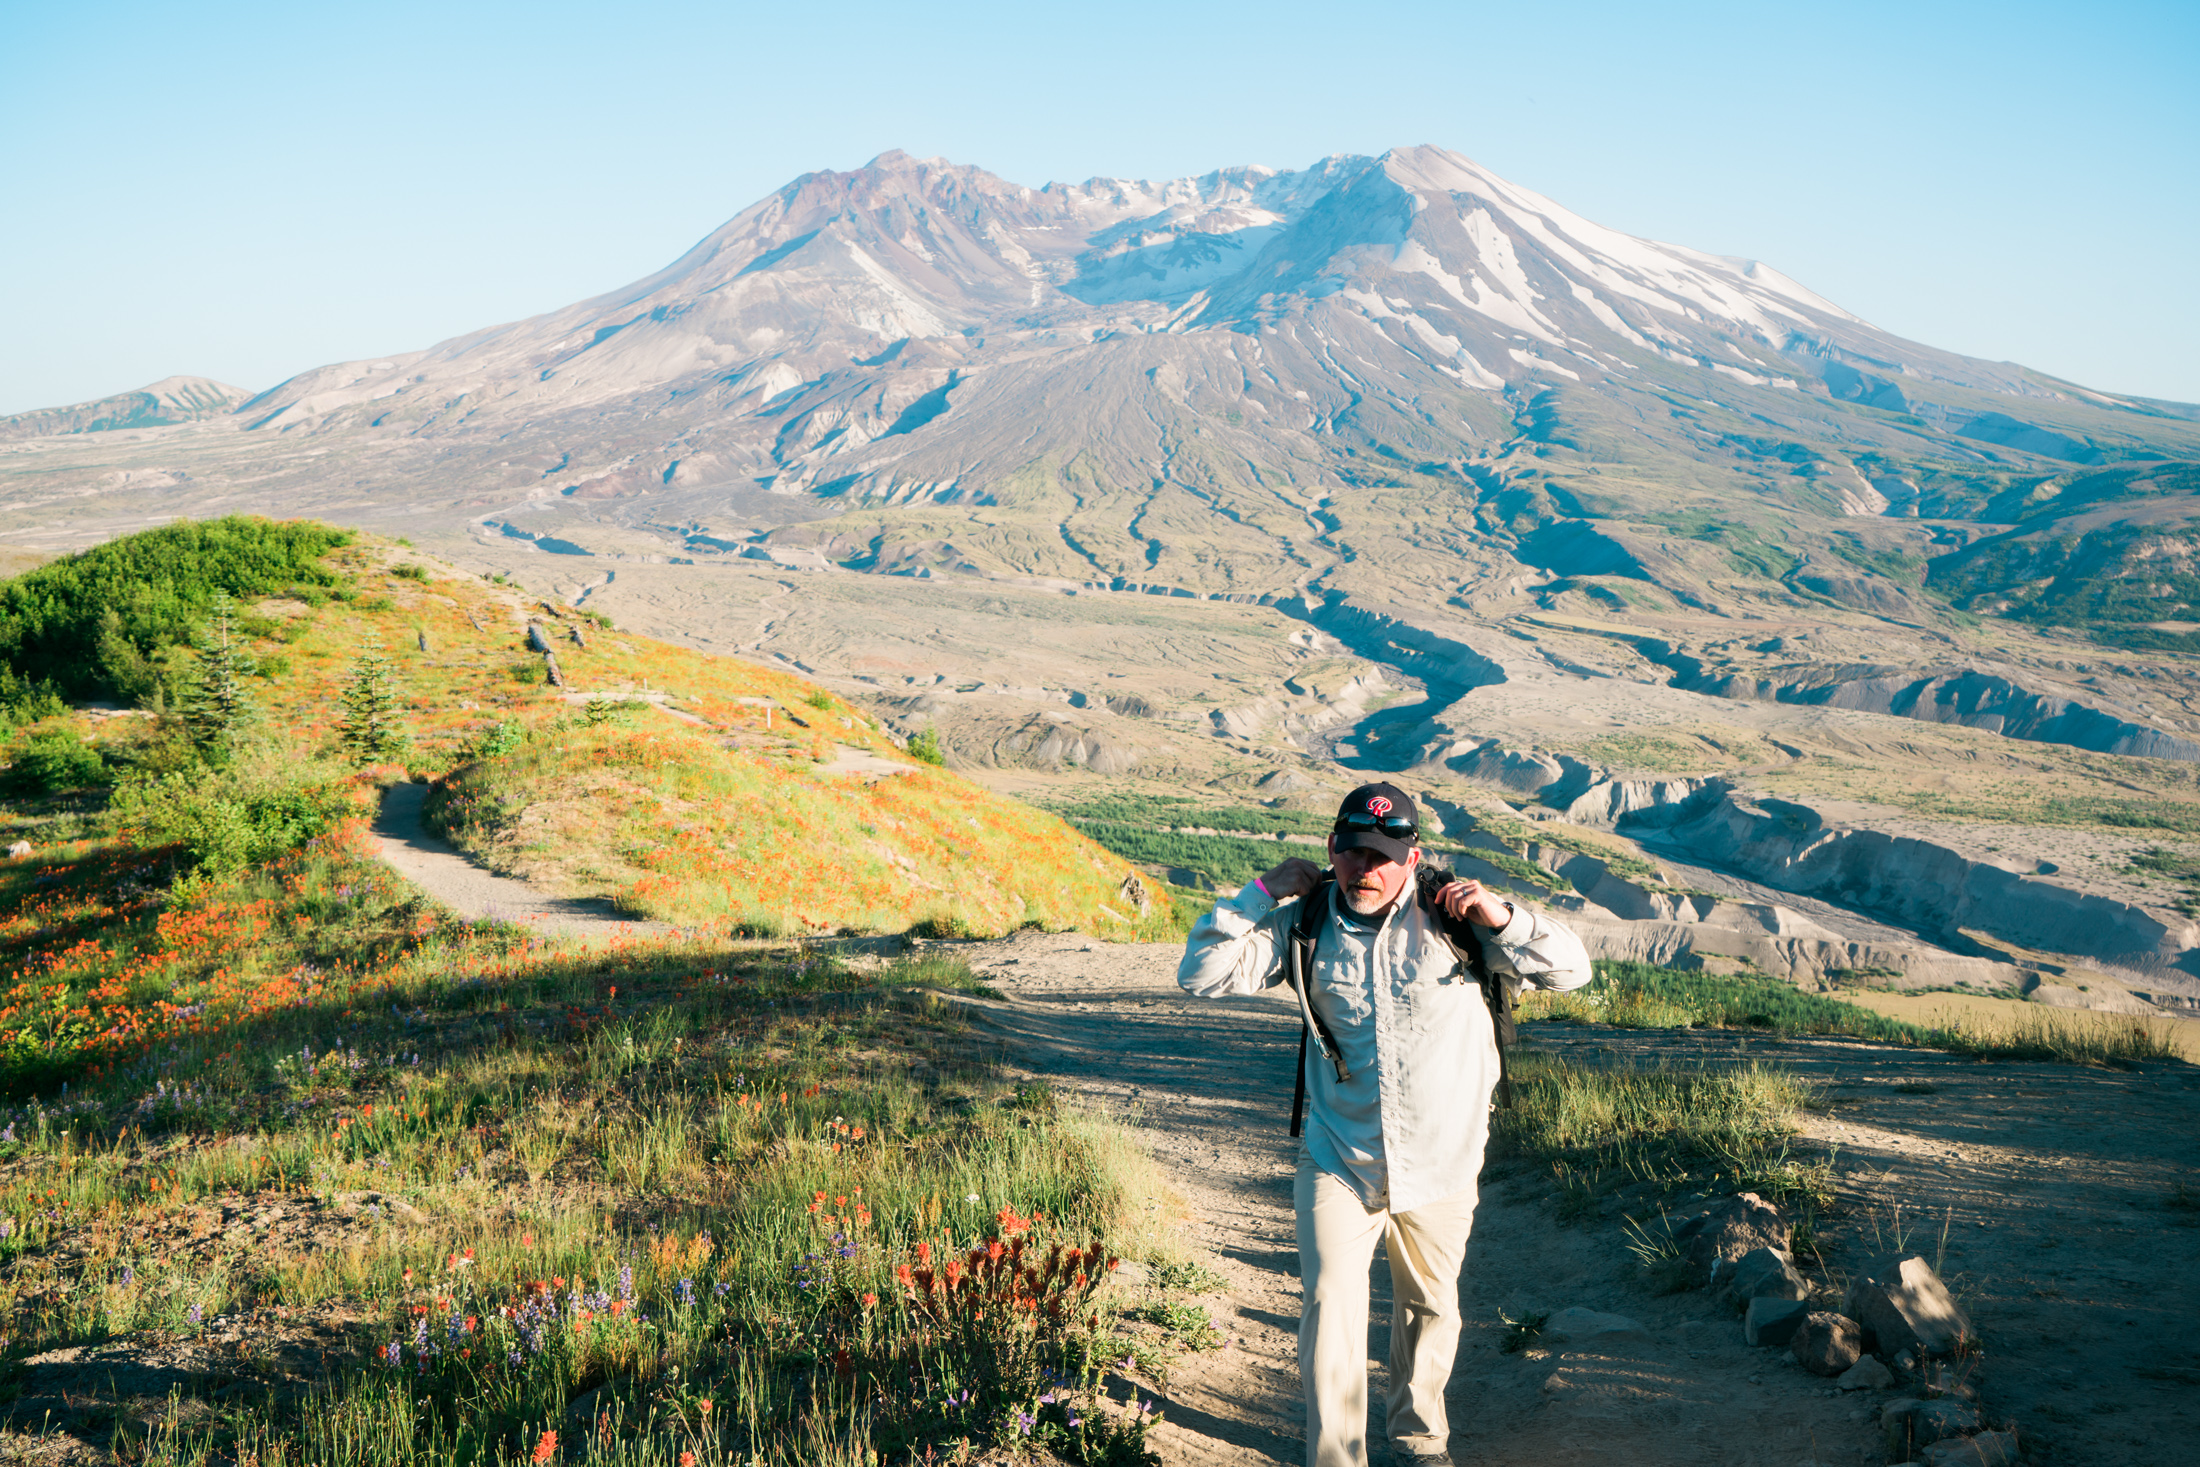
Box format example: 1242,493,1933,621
1177,782,1592,1467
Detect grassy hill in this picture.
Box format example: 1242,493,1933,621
0,518,1205,1465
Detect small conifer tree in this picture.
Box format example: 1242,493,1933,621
339,636,406,762
180,593,256,758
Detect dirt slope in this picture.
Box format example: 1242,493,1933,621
931,930,2200,1467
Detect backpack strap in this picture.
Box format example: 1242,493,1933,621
1285,877,1349,1138
1416,864,1517,1109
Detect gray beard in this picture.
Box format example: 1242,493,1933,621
1341,884,1393,916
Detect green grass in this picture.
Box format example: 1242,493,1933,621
1044,793,1332,839
1493,1053,1831,1219
1521,961,1934,1044
1520,960,2184,1067
1058,820,1299,892
0,855,1183,1464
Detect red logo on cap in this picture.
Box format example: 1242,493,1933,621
1366,795,1393,816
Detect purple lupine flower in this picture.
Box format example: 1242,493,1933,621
676,1278,695,1306
618,1264,634,1302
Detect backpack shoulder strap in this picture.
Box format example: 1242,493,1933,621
1286,877,1347,1137
1416,863,1517,1108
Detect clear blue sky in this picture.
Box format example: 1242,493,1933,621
3,0,2194,413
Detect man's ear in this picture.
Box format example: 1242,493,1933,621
1406,847,1421,868
1326,833,1338,860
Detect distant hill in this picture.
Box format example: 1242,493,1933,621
0,375,254,440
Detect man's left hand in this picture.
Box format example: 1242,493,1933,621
1434,878,1512,929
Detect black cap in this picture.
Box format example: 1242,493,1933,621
1332,782,1420,864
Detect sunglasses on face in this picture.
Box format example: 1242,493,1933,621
1334,812,1418,841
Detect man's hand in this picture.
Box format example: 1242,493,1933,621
1433,877,1512,929
1255,856,1325,901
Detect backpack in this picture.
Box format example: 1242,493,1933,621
1282,864,1517,1137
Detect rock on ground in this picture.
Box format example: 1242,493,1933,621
1884,1397,1985,1458
1845,1252,1973,1359
1539,1307,1649,1348
1674,1192,1789,1287
1792,1311,1863,1376
1710,1245,1808,1310
1922,1430,2019,1467
1745,1295,1811,1347
1837,1354,1895,1391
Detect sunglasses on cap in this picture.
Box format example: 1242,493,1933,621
1334,811,1418,841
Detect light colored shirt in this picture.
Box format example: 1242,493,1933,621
1177,880,1592,1213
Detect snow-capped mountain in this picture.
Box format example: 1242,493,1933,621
201,146,2191,524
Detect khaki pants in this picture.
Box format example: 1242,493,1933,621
1295,1152,1480,1467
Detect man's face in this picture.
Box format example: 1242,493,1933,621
1328,837,1419,916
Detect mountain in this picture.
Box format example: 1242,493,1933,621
7,146,2200,792
0,376,254,441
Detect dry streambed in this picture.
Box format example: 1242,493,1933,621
940,930,2200,1467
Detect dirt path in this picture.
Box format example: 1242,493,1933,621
937,930,2200,1467
371,783,670,939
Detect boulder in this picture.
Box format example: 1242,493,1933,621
1673,1192,1789,1286
4,841,30,859
1710,1246,1809,1309
1745,1295,1811,1347
1837,1355,1895,1391
1845,1253,1972,1359
1884,1397,1983,1459
1791,1311,1862,1376
1923,1431,2018,1467
1540,1307,1649,1348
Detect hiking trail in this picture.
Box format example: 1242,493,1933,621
371,782,670,939
928,929,2199,1467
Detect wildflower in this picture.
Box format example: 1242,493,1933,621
861,1291,878,1308
531,1429,559,1462
681,1456,696,1467
697,1399,713,1416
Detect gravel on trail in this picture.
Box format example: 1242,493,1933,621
371,782,670,939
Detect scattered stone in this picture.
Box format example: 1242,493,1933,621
1920,1361,1980,1400
1711,1245,1809,1309
1539,1307,1650,1348
1791,1312,1862,1376
1837,1355,1895,1391
1845,1253,1972,1359
4,841,30,859
1746,1295,1812,1347
1884,1397,1984,1458
1922,1431,2018,1467
1100,1259,1149,1290
1674,1192,1789,1286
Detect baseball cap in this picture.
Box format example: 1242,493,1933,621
1331,782,1420,864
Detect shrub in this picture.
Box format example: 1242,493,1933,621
7,730,109,795
907,728,946,766
803,689,834,711
391,563,429,582
110,765,350,874
473,720,524,759
0,516,350,712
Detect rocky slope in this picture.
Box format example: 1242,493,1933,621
0,376,252,441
